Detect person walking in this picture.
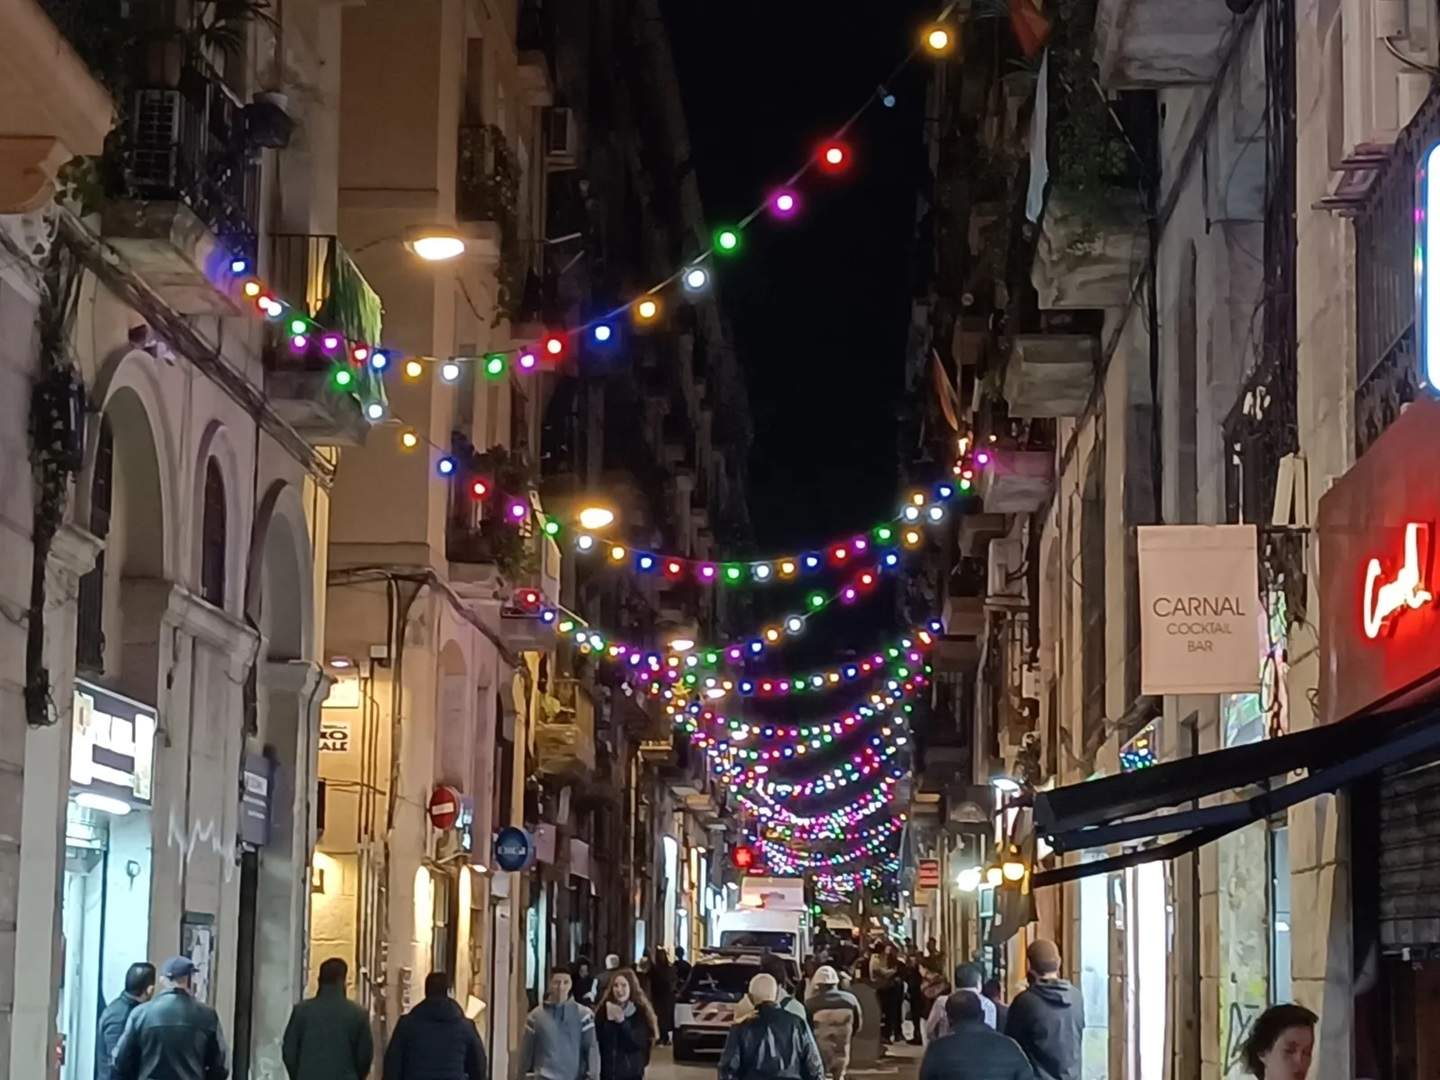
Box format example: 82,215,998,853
518,968,600,1080
1004,942,1083,1080
573,957,598,1006
719,975,824,1080
981,980,1009,1034
919,993,1033,1080
672,947,692,988
111,956,228,1080
927,964,996,1041
734,955,808,1025
596,956,622,1003
647,951,675,1046
593,971,656,1080
382,971,486,1080
903,950,925,1045
868,944,901,1044
1239,1004,1317,1079
804,966,862,1080
97,963,155,1080
281,957,374,1080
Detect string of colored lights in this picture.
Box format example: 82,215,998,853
710,736,904,798
223,4,962,396
762,813,906,844
679,684,917,754
806,862,900,893
740,771,903,830
755,831,900,869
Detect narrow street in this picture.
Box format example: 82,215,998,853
648,1043,924,1080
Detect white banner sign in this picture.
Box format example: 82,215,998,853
1138,525,1262,695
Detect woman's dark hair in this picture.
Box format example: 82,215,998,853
1241,1004,1318,1076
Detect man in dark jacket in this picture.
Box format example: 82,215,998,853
719,975,825,1080
112,956,228,1080
1004,941,1083,1080
282,957,373,1079
383,972,487,1080
97,963,156,1080
920,993,1032,1080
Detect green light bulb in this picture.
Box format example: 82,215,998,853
808,592,826,610
723,564,743,583
333,367,354,388
484,353,507,378
875,525,894,542
704,651,719,665
290,318,307,336
715,228,740,254
543,520,561,537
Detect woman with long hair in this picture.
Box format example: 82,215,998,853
595,970,657,1080
1240,1004,1317,1080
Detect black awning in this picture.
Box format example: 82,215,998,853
1031,704,1440,888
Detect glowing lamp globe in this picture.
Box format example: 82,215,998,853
819,142,849,172
925,25,952,52
405,231,466,261
577,506,616,530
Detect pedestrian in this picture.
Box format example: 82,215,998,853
382,971,486,1080
917,964,950,1044
1004,941,1083,1080
735,955,808,1025
719,975,825,1080
648,951,675,1046
927,964,995,1041
97,962,155,1080
111,955,228,1080
804,966,862,1080
903,950,925,1045
919,992,1033,1080
281,957,373,1080
1239,1004,1317,1079
868,944,901,1043
981,980,1009,1033
672,947,692,988
594,970,657,1080
518,968,600,1080
596,955,622,1002
573,957,598,1005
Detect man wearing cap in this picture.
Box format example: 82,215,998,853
719,974,824,1080
112,956,229,1080
805,967,862,1080
1004,941,1083,1080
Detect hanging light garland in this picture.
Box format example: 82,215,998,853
710,736,905,798
756,830,901,870
679,684,918,755
762,812,906,844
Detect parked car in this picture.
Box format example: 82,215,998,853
672,949,801,1062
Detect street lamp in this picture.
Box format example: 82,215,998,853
577,505,617,530
404,228,467,261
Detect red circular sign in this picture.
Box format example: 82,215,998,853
428,785,462,830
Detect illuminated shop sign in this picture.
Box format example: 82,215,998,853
1362,522,1434,639
71,680,156,802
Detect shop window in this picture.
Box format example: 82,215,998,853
76,417,114,673
200,458,226,608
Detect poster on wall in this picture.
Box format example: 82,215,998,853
1137,525,1262,695
181,912,214,1004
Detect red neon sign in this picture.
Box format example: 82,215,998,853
1362,523,1434,639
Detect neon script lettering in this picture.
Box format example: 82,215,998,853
1363,523,1434,639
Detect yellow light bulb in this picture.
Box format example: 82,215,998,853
400,429,419,449
764,627,781,643
404,359,424,380
636,298,660,322
904,529,922,546
780,560,797,577
609,545,627,562
925,26,952,52
985,865,1004,887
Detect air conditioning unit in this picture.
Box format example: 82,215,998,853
986,538,1026,607
544,107,579,169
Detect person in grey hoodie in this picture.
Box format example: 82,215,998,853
518,969,601,1080
1004,942,1083,1080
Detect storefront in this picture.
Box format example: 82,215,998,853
58,681,157,1080
1316,398,1440,1077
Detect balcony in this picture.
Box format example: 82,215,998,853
979,449,1054,514
1031,191,1146,311
264,235,386,445
958,513,1007,556
535,677,596,781
1004,332,1098,417
1093,0,1236,88
101,54,259,314
0,0,111,212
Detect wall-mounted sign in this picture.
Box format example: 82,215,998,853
494,826,534,872
71,681,156,802
917,859,940,890
1137,525,1262,695
428,785,462,831
318,718,351,753
239,753,275,847
1320,400,1440,723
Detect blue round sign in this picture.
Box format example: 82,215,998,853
494,827,534,872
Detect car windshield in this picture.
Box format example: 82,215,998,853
681,963,755,1002
719,930,797,954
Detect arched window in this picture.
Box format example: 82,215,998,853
200,458,227,607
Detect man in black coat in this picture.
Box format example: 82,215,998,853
1004,942,1083,1080
282,957,373,1079
719,975,825,1080
919,993,1033,1080
383,972,487,1080
97,963,155,1080
112,956,228,1080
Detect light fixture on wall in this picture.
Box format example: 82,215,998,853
403,227,467,262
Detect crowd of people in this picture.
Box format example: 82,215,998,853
89,936,1316,1080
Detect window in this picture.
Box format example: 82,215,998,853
1080,441,1107,747
200,459,227,608
76,417,114,673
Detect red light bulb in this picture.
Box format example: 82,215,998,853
819,141,849,172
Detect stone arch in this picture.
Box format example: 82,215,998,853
436,638,471,790
247,479,313,663
192,419,246,617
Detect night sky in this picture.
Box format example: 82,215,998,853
658,3,934,804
